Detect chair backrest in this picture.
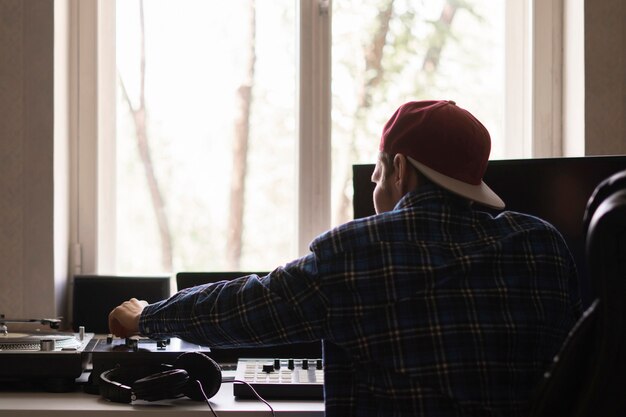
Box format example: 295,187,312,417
530,170,626,416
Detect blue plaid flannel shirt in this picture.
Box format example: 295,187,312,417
140,185,582,416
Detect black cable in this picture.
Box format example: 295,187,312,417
195,379,218,417
194,379,275,417
232,379,275,417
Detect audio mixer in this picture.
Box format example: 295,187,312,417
233,358,323,399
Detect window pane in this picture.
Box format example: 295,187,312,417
331,0,505,225
116,0,296,273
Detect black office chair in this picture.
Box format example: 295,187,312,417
529,170,626,417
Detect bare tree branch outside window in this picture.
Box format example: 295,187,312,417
119,0,173,272
227,0,257,270
334,0,468,224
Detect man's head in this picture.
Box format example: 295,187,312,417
372,100,504,214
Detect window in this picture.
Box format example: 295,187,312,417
115,0,297,273
330,0,508,225
69,0,563,275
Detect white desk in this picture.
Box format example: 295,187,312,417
0,381,324,416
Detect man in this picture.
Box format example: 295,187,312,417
110,100,582,416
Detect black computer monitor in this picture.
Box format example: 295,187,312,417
175,272,323,365
352,155,626,307
176,271,269,291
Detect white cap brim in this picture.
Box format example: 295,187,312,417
407,156,505,210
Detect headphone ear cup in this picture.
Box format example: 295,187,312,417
99,364,173,403
132,368,190,402
174,351,222,401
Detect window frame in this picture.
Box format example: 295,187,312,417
67,0,564,275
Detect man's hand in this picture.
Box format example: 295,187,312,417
108,298,149,338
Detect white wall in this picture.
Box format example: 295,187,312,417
585,0,626,155
0,0,57,318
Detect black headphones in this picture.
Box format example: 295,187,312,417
99,352,222,403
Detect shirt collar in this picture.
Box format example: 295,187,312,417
394,183,473,211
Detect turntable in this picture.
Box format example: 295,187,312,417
0,316,94,392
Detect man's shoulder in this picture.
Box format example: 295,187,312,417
493,210,574,257
309,213,395,259
496,210,562,233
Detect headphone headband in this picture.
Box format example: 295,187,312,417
98,352,222,404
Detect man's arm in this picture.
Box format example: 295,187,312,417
108,260,328,347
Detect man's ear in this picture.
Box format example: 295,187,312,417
392,154,419,193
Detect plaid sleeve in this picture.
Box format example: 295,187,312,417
139,263,328,348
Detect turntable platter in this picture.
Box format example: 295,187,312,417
0,332,80,350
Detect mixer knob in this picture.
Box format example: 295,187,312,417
126,337,139,352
